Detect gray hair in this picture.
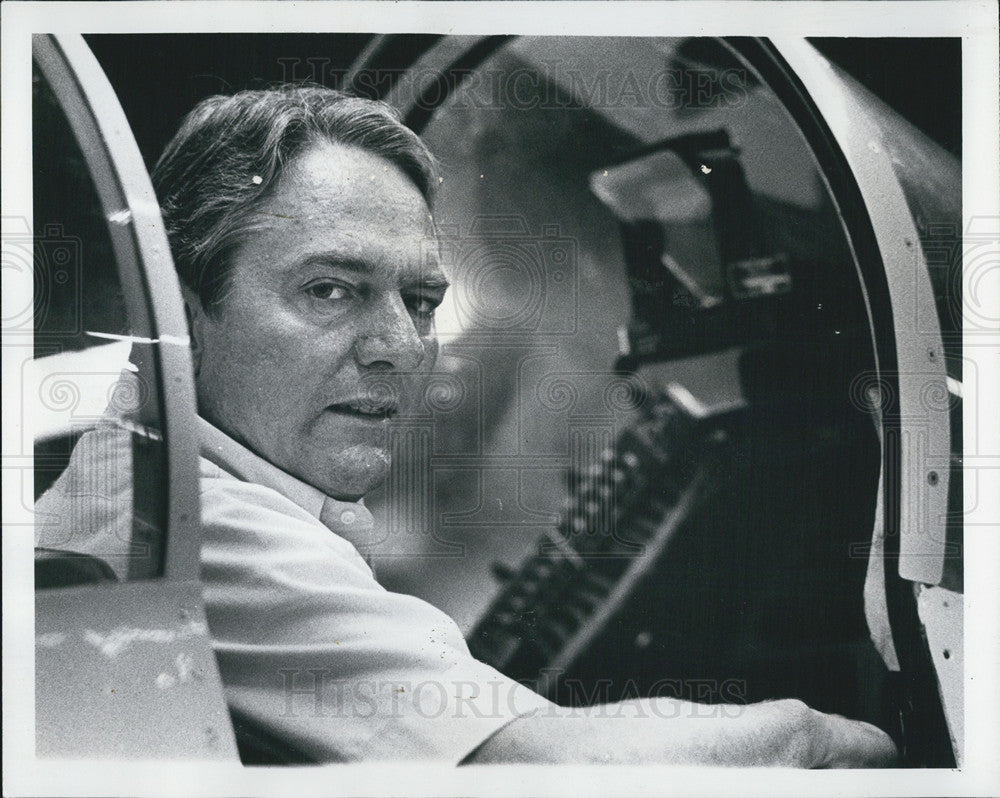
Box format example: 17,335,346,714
152,84,438,313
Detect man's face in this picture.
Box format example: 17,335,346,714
191,141,447,500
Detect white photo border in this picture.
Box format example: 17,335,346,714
3,2,998,796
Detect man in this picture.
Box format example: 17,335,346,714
38,85,896,766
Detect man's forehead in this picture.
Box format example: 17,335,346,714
246,141,444,279
416,222,451,282
279,142,428,210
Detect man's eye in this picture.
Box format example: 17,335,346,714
407,295,441,318
306,282,349,301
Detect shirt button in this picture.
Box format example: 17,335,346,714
340,510,356,525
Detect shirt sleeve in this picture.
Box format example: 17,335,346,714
198,477,554,763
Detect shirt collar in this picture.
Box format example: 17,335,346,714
197,416,374,539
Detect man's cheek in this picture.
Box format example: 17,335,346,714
410,336,440,409
424,334,439,367
401,375,432,416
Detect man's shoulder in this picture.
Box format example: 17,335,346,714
34,422,135,579
199,456,317,519
34,423,369,580
197,455,376,580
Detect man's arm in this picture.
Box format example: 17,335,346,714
197,477,896,766
465,697,898,767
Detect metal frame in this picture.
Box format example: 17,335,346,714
737,37,957,766
768,38,952,589
32,34,201,582
32,35,238,759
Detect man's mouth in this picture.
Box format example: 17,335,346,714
327,399,399,420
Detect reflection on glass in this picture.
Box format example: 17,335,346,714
32,64,167,581
398,36,886,724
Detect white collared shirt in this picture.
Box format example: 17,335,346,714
36,416,553,762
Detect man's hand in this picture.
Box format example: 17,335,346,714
808,705,899,768
465,697,899,767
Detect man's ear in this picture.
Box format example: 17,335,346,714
180,286,206,376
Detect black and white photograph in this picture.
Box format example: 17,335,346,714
2,2,998,796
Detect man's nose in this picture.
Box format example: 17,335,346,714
353,295,426,372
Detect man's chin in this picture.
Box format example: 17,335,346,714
312,447,391,502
